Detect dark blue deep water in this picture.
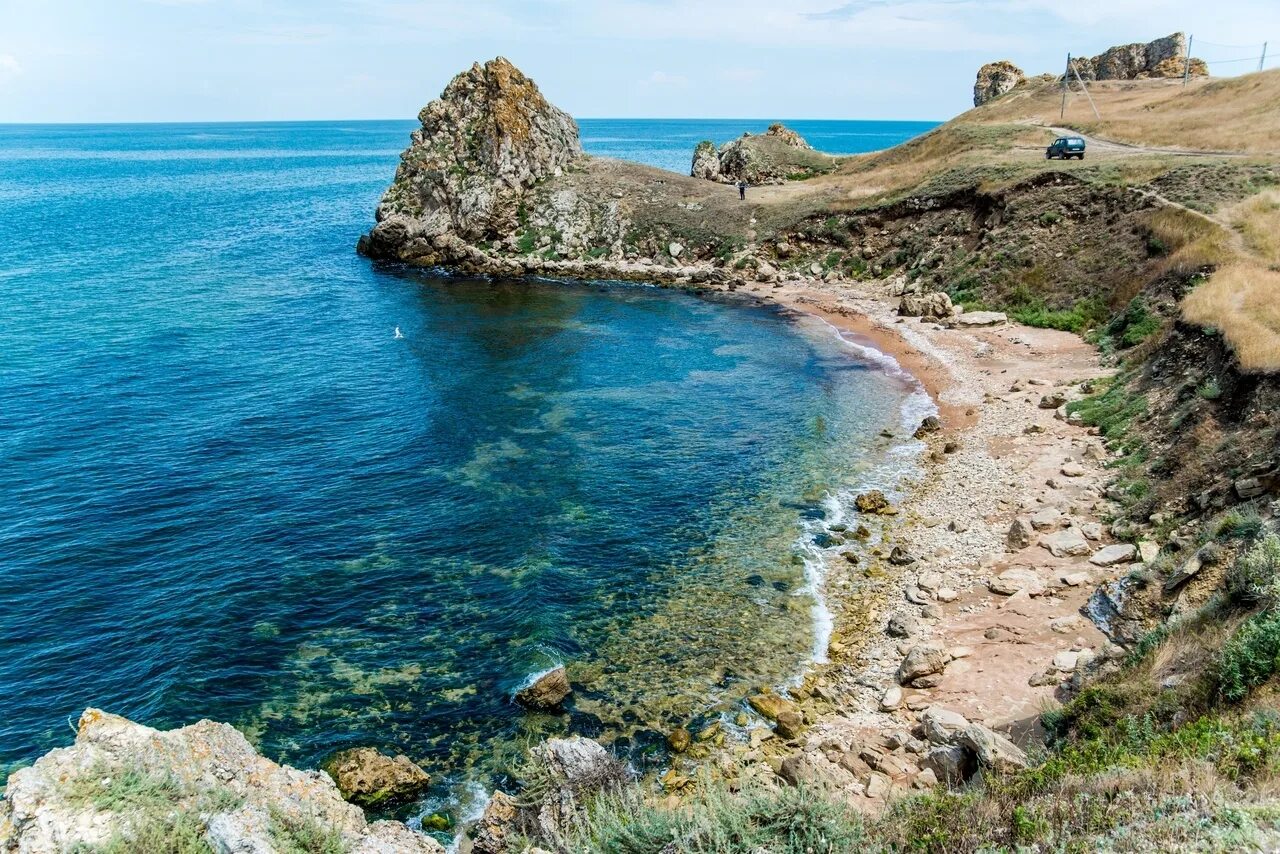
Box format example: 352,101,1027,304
0,119,927,818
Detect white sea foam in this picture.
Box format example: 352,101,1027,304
789,314,937,671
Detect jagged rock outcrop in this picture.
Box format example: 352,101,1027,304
358,56,583,266
974,60,1026,106
1068,33,1206,81
689,124,834,185
0,709,443,854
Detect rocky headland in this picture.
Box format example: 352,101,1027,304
690,123,838,185
8,51,1280,852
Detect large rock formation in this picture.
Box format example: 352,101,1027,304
358,56,583,266
0,709,443,853
323,747,432,808
974,60,1026,106
689,124,835,185
1068,33,1207,81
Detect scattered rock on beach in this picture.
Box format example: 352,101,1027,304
1042,528,1091,558
855,490,896,515
897,644,952,685
1089,543,1137,566
1007,517,1035,550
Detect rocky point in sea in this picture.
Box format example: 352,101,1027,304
358,56,584,268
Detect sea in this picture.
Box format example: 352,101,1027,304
0,117,936,827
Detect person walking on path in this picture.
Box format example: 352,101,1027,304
737,180,747,200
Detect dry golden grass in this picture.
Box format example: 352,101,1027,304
973,69,1280,154
1183,262,1280,371
1146,206,1235,275
1230,189,1280,265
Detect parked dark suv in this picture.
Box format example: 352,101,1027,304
1046,136,1086,160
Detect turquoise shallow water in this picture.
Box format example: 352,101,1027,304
0,119,928,818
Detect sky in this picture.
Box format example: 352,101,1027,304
0,0,1277,123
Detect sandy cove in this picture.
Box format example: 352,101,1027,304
690,275,1133,803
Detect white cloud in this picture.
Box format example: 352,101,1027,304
0,54,22,81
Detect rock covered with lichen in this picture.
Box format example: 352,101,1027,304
358,56,584,266
973,60,1026,106
0,709,442,854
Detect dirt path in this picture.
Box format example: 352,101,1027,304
1040,123,1247,159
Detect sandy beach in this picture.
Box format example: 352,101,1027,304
686,275,1133,801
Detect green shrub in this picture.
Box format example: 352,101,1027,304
1104,298,1162,348
1198,380,1224,400
1218,610,1280,702
1218,507,1266,542
1227,533,1280,605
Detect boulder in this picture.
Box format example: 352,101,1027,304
920,744,975,784
516,666,573,709
945,311,1008,328
1060,462,1086,478
1042,528,1091,558
914,414,944,437
889,546,917,566
886,615,918,638
898,645,952,685
470,790,519,854
899,292,954,320
689,140,721,181
0,709,443,854
880,686,904,711
1089,543,1137,567
325,747,432,808
775,710,805,740
954,724,1028,773
1007,517,1035,550
855,490,896,515
1038,392,1068,410
1030,507,1063,531
973,60,1026,106
920,706,970,744
989,567,1046,597
747,690,799,722
1163,554,1203,592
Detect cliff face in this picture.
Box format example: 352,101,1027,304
1069,33,1207,81
0,709,443,853
359,56,583,265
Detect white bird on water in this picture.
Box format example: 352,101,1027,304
393,326,404,339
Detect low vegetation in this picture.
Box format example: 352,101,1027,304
1183,262,1280,371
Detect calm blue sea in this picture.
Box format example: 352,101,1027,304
0,118,929,821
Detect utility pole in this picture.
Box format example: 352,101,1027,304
1183,34,1194,87
1261,42,1269,73
1061,53,1071,120
1071,62,1101,119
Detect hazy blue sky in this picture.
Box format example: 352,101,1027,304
1,0,1277,122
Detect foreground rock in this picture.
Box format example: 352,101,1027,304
324,746,431,808
516,665,573,709
0,709,442,854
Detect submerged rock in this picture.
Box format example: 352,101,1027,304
516,666,573,709
0,709,442,854
324,747,431,808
